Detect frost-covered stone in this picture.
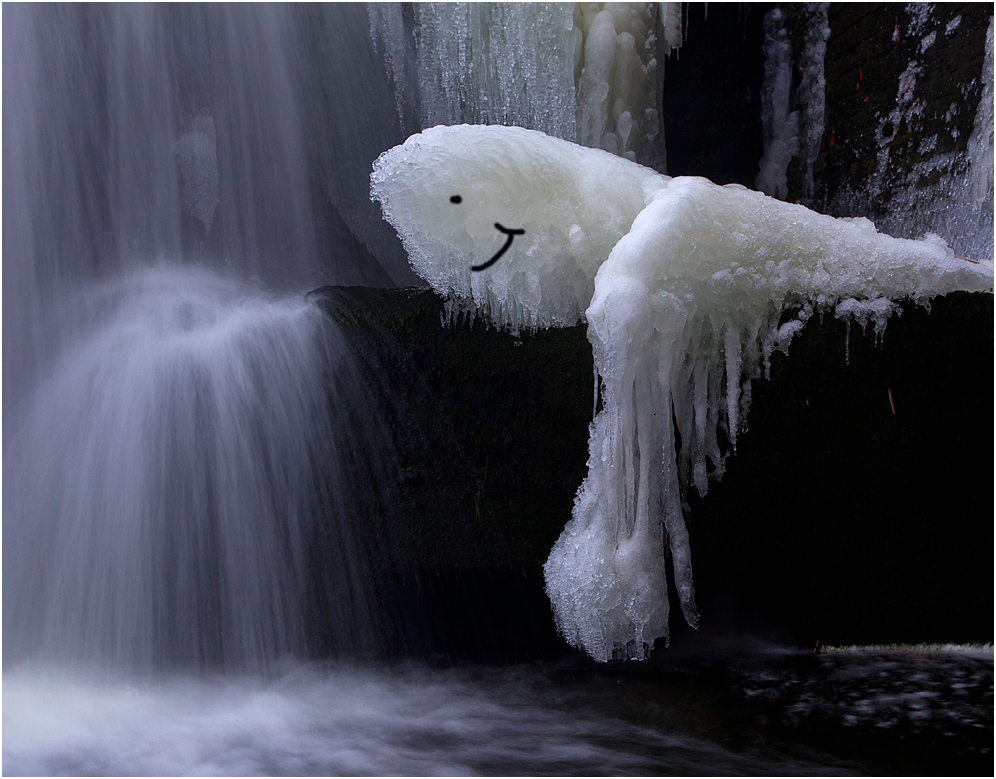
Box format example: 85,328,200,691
371,123,993,662
968,17,994,209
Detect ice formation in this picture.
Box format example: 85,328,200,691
753,3,836,202
574,3,662,163
797,3,831,202
369,4,579,141
756,8,799,199
968,17,994,210
372,124,662,331
371,124,994,661
369,3,673,167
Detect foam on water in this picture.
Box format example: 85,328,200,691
7,650,989,776
2,661,862,776
823,643,995,658
372,123,994,661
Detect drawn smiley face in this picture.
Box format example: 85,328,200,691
449,194,525,272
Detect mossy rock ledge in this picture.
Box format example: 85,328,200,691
308,285,993,661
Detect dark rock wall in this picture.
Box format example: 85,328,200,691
688,292,994,648
662,3,992,255
662,3,769,186
310,287,593,661
311,287,993,658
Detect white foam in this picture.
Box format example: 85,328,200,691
823,643,994,659
1,662,852,776
372,124,994,661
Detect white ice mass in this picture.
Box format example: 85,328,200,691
371,124,993,662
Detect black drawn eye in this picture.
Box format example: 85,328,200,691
450,195,462,204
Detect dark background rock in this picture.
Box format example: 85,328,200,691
687,291,994,649
660,3,992,242
309,287,593,661
309,286,993,660
662,3,768,186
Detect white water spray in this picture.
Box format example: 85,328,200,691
3,267,388,672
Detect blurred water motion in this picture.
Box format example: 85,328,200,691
4,649,992,776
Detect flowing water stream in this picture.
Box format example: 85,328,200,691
4,649,992,776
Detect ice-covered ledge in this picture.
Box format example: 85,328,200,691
371,124,993,661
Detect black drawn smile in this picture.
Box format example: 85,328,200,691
471,223,525,272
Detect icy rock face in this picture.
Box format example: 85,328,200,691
968,17,995,210
368,3,670,167
756,8,800,199
369,4,579,141
756,3,830,203
826,6,994,263
371,124,994,662
797,3,831,202
575,3,662,163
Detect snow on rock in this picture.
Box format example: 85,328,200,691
371,124,664,331
371,124,994,662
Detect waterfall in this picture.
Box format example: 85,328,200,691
2,4,405,673
2,268,393,672
6,2,990,676
3,2,683,675
2,3,415,401
1,264,403,673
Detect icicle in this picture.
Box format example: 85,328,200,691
756,7,800,199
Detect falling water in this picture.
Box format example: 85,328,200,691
2,3,405,673
3,266,399,672
2,3,413,405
